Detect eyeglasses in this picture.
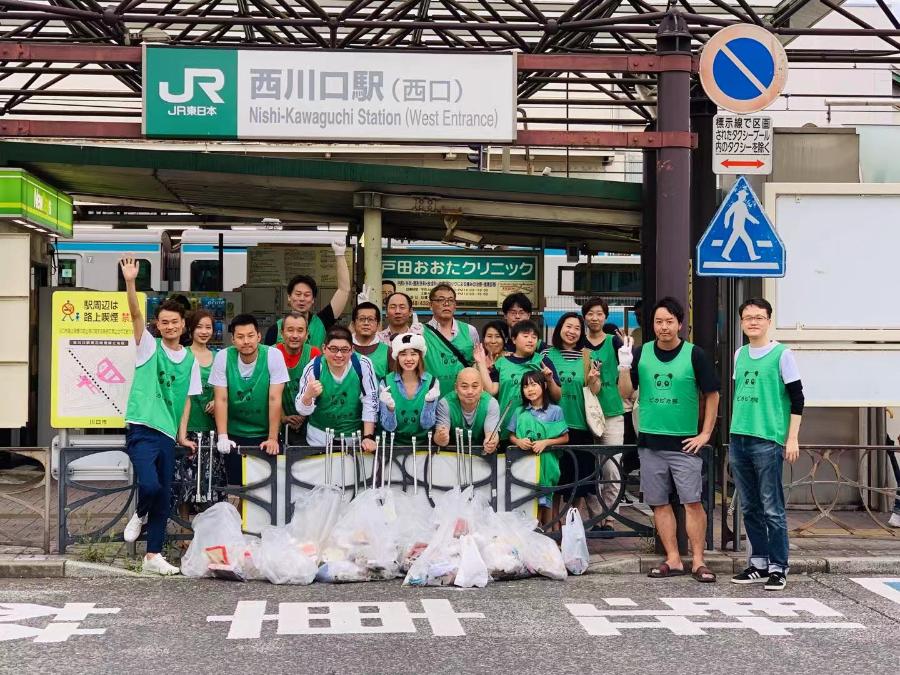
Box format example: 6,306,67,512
355,316,378,323
325,346,352,355
431,296,456,305
741,315,769,323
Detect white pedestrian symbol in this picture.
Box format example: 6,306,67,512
722,188,761,261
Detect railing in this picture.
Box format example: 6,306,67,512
0,447,51,553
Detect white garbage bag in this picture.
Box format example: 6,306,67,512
561,507,590,576
454,534,489,588
256,525,318,585
288,484,345,558
521,529,568,581
474,510,529,581
181,502,250,579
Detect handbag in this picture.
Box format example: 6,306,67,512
581,349,606,437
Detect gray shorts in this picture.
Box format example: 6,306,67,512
638,448,703,506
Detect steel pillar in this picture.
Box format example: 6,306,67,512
363,208,382,297
654,11,693,334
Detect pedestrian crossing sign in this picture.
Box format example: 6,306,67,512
697,176,785,277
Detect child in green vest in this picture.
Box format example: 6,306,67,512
379,333,441,445
276,312,321,444
120,257,202,576
508,371,569,526
476,320,562,441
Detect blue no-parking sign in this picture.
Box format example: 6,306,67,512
699,25,788,114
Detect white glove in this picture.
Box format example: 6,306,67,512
216,434,236,455
617,335,635,370
379,385,396,411
357,283,372,305
424,378,441,403
331,239,346,256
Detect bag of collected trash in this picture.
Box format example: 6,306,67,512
455,534,489,588
391,490,434,572
561,507,590,576
256,525,318,585
287,484,345,561
181,502,249,579
521,529,568,581
473,510,529,581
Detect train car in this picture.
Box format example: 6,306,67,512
52,227,173,292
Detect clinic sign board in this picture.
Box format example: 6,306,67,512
0,169,73,238
143,46,517,143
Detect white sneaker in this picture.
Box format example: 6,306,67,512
124,512,148,543
888,512,900,528
142,554,180,576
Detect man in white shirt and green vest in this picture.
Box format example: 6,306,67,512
617,296,720,583
120,257,202,576
729,297,804,592
352,301,390,381
210,314,289,485
423,283,480,396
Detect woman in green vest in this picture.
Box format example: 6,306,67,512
507,371,569,526
475,320,562,441
379,332,440,446
174,309,227,515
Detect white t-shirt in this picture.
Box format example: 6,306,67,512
208,346,290,388
135,329,202,395
732,341,801,384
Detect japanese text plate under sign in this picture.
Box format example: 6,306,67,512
246,246,353,286
51,291,143,428
143,47,516,143
713,114,773,175
382,253,538,308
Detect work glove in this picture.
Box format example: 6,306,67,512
357,283,373,305
216,434,236,455
331,239,347,256
424,379,441,403
617,335,635,370
379,385,396,411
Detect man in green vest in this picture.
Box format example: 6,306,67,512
423,283,481,397
617,296,720,583
120,257,202,576
729,297,804,592
434,368,500,453
210,314,289,485
352,301,390,381
276,312,321,444
263,239,350,348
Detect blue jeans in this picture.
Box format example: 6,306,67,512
729,434,789,574
125,424,176,554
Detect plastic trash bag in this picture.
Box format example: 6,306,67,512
288,484,345,556
256,525,318,585
181,502,250,579
561,507,590,576
474,510,529,581
391,491,435,572
521,529,568,581
455,534,489,588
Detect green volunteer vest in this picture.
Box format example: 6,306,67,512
494,353,544,439
387,374,435,445
637,341,699,437
544,348,587,431
731,343,792,445
281,342,313,417
422,322,475,396
276,314,326,348
588,335,626,418
225,346,272,438
307,357,363,436
360,342,390,381
126,338,195,439
513,406,568,487
187,356,215,433
444,391,491,445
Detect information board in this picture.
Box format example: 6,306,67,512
247,245,354,287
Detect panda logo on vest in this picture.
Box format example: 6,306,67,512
653,373,674,389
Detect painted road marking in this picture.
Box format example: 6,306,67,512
851,577,900,605
0,603,120,643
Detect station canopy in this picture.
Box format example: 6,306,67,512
0,140,642,252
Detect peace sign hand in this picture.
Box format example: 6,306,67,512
617,333,635,370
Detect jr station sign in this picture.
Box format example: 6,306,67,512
142,46,517,143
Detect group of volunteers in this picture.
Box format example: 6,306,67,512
118,248,805,594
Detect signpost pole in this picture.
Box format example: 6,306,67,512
363,208,382,298
655,11,693,335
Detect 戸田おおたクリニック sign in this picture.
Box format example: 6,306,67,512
143,47,516,143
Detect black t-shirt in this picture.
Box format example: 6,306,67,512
630,340,719,452
585,333,623,360
263,305,336,345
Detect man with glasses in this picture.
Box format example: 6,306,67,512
729,297,804,592
352,302,390,381
423,283,481,396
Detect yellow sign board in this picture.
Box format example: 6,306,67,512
51,291,143,428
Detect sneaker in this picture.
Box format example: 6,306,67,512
888,513,900,528
142,554,180,576
124,512,148,543
731,566,769,584
765,572,787,591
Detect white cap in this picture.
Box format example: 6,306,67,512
391,332,427,359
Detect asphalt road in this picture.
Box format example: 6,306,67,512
2,573,899,675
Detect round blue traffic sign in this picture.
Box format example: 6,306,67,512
700,25,788,114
